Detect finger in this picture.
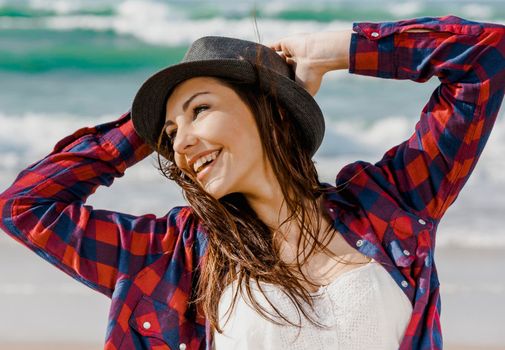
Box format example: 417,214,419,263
270,50,285,61
268,42,292,58
267,41,281,51
271,49,293,63
285,56,296,65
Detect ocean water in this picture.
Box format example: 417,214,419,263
0,0,505,346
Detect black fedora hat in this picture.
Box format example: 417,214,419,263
131,36,325,156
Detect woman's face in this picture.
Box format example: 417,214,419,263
165,76,273,199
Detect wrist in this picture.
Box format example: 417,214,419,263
329,29,352,71
336,29,352,70
313,29,352,73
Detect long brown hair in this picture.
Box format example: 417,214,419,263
155,75,350,333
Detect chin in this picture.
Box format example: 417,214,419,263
201,178,229,200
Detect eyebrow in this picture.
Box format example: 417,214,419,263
164,91,210,128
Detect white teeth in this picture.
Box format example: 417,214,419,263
193,150,220,173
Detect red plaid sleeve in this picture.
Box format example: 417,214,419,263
349,15,505,220
0,112,181,297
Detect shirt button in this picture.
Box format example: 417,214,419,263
179,344,187,350
356,239,364,247
142,321,151,330
371,31,379,38
403,249,410,256
418,218,427,225
401,280,409,288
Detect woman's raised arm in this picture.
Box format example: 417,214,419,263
273,16,505,221
0,112,192,297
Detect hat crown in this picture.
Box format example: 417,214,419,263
131,36,325,157
183,36,293,80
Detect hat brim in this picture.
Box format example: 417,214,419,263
131,58,324,156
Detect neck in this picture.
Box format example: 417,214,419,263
244,180,326,245
246,185,333,269
244,180,288,231
240,160,329,251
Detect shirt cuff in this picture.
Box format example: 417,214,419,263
348,15,484,79
53,111,154,173
348,21,396,79
100,112,154,171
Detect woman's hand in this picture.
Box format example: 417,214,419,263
268,29,353,96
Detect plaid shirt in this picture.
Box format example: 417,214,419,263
1,15,504,350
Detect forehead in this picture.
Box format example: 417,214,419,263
165,76,227,115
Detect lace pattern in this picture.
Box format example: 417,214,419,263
215,260,413,350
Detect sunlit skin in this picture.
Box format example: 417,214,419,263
164,76,286,229
165,76,370,291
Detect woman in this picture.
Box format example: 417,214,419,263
0,15,504,350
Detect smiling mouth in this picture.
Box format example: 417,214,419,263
196,150,222,180
194,150,220,173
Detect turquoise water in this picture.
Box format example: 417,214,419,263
1,0,505,74
1,0,504,117
0,29,186,72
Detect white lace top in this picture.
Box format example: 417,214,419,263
214,259,413,350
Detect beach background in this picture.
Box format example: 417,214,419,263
0,0,504,348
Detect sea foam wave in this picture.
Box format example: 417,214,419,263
1,111,504,247
1,0,503,47
1,111,504,181
8,0,503,21
44,15,348,46
323,113,505,181
2,1,504,74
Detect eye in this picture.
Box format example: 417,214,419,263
193,104,208,118
165,105,209,144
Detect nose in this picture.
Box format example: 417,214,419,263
172,123,198,155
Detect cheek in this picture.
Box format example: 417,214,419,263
223,116,261,148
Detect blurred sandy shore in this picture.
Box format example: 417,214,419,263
444,347,505,350
0,344,100,350
0,344,504,350
0,246,503,348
